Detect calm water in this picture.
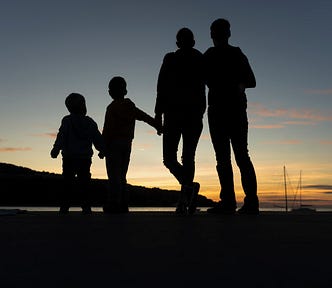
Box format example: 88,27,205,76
1,206,332,212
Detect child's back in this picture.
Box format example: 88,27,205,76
54,113,103,158
51,93,104,214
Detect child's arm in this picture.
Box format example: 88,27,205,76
50,119,66,158
135,107,162,135
92,126,106,158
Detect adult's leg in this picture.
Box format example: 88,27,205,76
181,118,203,214
181,117,203,186
208,108,236,208
231,112,258,209
162,115,183,184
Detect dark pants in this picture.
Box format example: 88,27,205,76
105,140,132,208
208,106,257,207
62,157,92,209
162,114,203,187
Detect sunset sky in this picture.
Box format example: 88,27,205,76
1,0,332,208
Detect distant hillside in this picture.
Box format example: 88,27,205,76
0,163,215,207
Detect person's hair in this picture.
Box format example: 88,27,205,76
108,76,127,99
176,27,195,48
65,93,87,115
210,18,231,40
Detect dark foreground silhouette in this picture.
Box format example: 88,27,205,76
1,210,332,287
0,163,214,207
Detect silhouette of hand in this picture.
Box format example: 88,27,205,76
155,114,163,136
50,148,59,159
238,83,245,94
157,126,163,136
98,152,105,159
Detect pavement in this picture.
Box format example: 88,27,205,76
1,211,332,288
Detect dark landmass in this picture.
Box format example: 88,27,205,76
0,163,215,207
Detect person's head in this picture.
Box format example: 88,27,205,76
108,76,127,99
176,27,195,49
65,93,87,115
210,18,231,45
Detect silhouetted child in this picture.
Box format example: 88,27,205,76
51,93,104,214
101,76,161,213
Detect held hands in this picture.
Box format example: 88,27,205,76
154,114,163,136
50,148,59,159
98,152,105,159
238,83,246,94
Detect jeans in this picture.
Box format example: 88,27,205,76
105,140,132,208
62,157,92,209
162,114,203,186
208,106,257,206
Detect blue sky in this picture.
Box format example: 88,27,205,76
1,0,332,205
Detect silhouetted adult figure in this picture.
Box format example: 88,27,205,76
155,28,206,214
204,19,259,214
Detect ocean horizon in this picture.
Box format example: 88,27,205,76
2,206,332,212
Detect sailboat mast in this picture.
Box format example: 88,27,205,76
299,170,302,207
284,166,288,212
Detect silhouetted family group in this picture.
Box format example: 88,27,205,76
51,19,259,215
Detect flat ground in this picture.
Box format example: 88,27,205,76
1,211,332,288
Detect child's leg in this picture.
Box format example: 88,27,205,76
105,154,122,209
61,158,76,212
119,142,132,211
76,158,92,212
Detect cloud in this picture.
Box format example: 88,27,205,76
0,147,32,152
305,89,332,95
31,133,57,138
261,139,302,145
200,134,211,140
251,124,284,129
249,103,332,122
303,185,332,190
319,140,332,145
132,143,153,151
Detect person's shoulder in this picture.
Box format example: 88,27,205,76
123,98,136,107
61,115,71,123
163,52,175,62
190,48,203,58
84,115,99,128
229,45,244,54
203,46,215,55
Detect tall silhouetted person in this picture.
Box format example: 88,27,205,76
102,76,161,213
204,19,259,215
51,93,104,214
155,28,206,214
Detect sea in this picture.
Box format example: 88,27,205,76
1,206,332,212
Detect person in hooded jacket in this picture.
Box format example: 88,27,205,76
51,93,104,214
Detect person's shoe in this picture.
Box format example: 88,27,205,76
103,204,128,214
237,205,259,215
82,207,92,215
59,206,69,214
175,202,187,215
119,204,129,213
207,201,236,214
188,182,200,215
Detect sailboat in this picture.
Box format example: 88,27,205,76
291,170,316,213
